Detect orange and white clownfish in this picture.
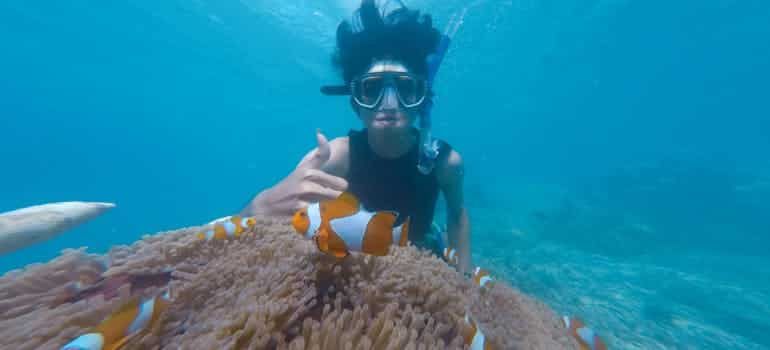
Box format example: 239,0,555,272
443,247,459,266
60,290,171,350
291,192,409,258
561,315,608,350
196,215,256,241
463,312,494,350
471,266,494,290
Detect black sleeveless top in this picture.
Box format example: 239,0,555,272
346,128,451,242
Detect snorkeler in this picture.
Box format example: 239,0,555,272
240,0,471,274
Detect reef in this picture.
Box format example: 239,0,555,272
0,216,577,349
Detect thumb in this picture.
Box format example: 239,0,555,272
302,128,331,170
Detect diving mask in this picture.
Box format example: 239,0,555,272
351,72,427,109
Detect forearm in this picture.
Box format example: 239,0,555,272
447,207,471,274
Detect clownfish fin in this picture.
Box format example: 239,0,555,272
105,335,131,350
327,230,350,258
320,192,360,221
396,216,410,247
315,229,330,252
361,212,398,256
336,192,360,210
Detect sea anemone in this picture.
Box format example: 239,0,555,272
0,216,576,349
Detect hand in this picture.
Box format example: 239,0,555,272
244,129,348,217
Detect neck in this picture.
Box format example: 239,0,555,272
367,128,416,159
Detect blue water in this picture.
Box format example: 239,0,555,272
2,0,769,349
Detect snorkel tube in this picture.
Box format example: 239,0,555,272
417,33,450,174
417,6,469,174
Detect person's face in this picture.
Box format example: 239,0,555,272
352,60,423,133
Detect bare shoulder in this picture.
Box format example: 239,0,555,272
436,148,464,187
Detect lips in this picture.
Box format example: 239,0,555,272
375,115,397,122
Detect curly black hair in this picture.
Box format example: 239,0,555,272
331,0,441,85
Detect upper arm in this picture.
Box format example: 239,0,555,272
295,136,350,178
437,149,465,215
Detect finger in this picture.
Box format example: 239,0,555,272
314,128,331,167
299,182,343,203
305,169,349,192
302,129,331,170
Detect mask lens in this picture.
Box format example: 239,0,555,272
352,73,426,109
355,76,384,106
395,75,425,106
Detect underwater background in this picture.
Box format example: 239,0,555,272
1,0,768,349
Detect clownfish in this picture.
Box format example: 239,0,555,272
196,215,256,241
60,290,171,350
472,266,494,290
291,192,409,258
443,247,459,266
561,315,608,350
462,267,495,349
463,312,494,350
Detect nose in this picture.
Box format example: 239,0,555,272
378,86,400,110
